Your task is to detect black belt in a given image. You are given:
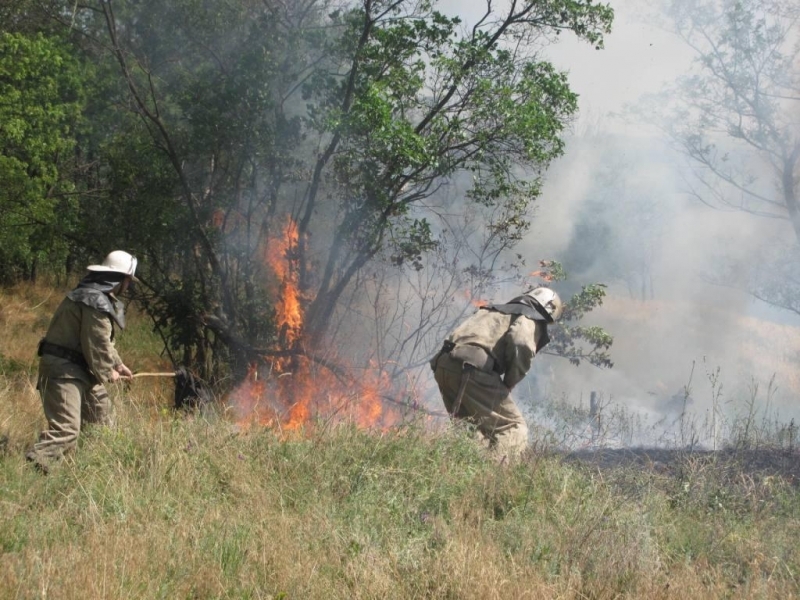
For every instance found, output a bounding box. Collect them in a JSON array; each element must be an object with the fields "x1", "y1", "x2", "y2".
[{"x1": 37, "y1": 339, "x2": 89, "y2": 370}]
